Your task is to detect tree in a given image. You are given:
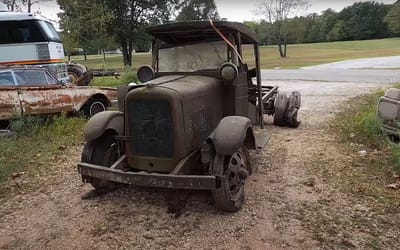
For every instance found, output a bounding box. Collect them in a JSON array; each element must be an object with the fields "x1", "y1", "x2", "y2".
[
  {"x1": 176, "y1": 0, "x2": 219, "y2": 21},
  {"x1": 319, "y1": 9, "x2": 338, "y2": 41},
  {"x1": 384, "y1": 2, "x2": 400, "y2": 35},
  {"x1": 58, "y1": 0, "x2": 112, "y2": 61},
  {"x1": 337, "y1": 1, "x2": 390, "y2": 40},
  {"x1": 256, "y1": 0, "x2": 309, "y2": 58},
  {"x1": 104, "y1": 0, "x2": 178, "y2": 66}
]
